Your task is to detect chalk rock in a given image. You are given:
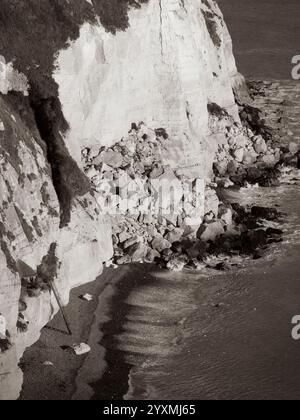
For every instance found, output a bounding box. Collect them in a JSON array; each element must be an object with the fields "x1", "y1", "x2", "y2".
[
  {"x1": 123, "y1": 236, "x2": 141, "y2": 249},
  {"x1": 197, "y1": 221, "x2": 225, "y2": 242},
  {"x1": 127, "y1": 242, "x2": 148, "y2": 262},
  {"x1": 80, "y1": 294, "x2": 93, "y2": 302},
  {"x1": 54, "y1": 0, "x2": 241, "y2": 176},
  {"x1": 259, "y1": 154, "x2": 277, "y2": 167},
  {"x1": 218, "y1": 205, "x2": 233, "y2": 226},
  {"x1": 204, "y1": 189, "x2": 220, "y2": 218},
  {"x1": 227, "y1": 160, "x2": 239, "y2": 175},
  {"x1": 214, "y1": 161, "x2": 228, "y2": 176},
  {"x1": 95, "y1": 150, "x2": 123, "y2": 169},
  {"x1": 165, "y1": 228, "x2": 184, "y2": 244},
  {"x1": 71, "y1": 343, "x2": 91, "y2": 356},
  {"x1": 233, "y1": 148, "x2": 244, "y2": 163}
]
